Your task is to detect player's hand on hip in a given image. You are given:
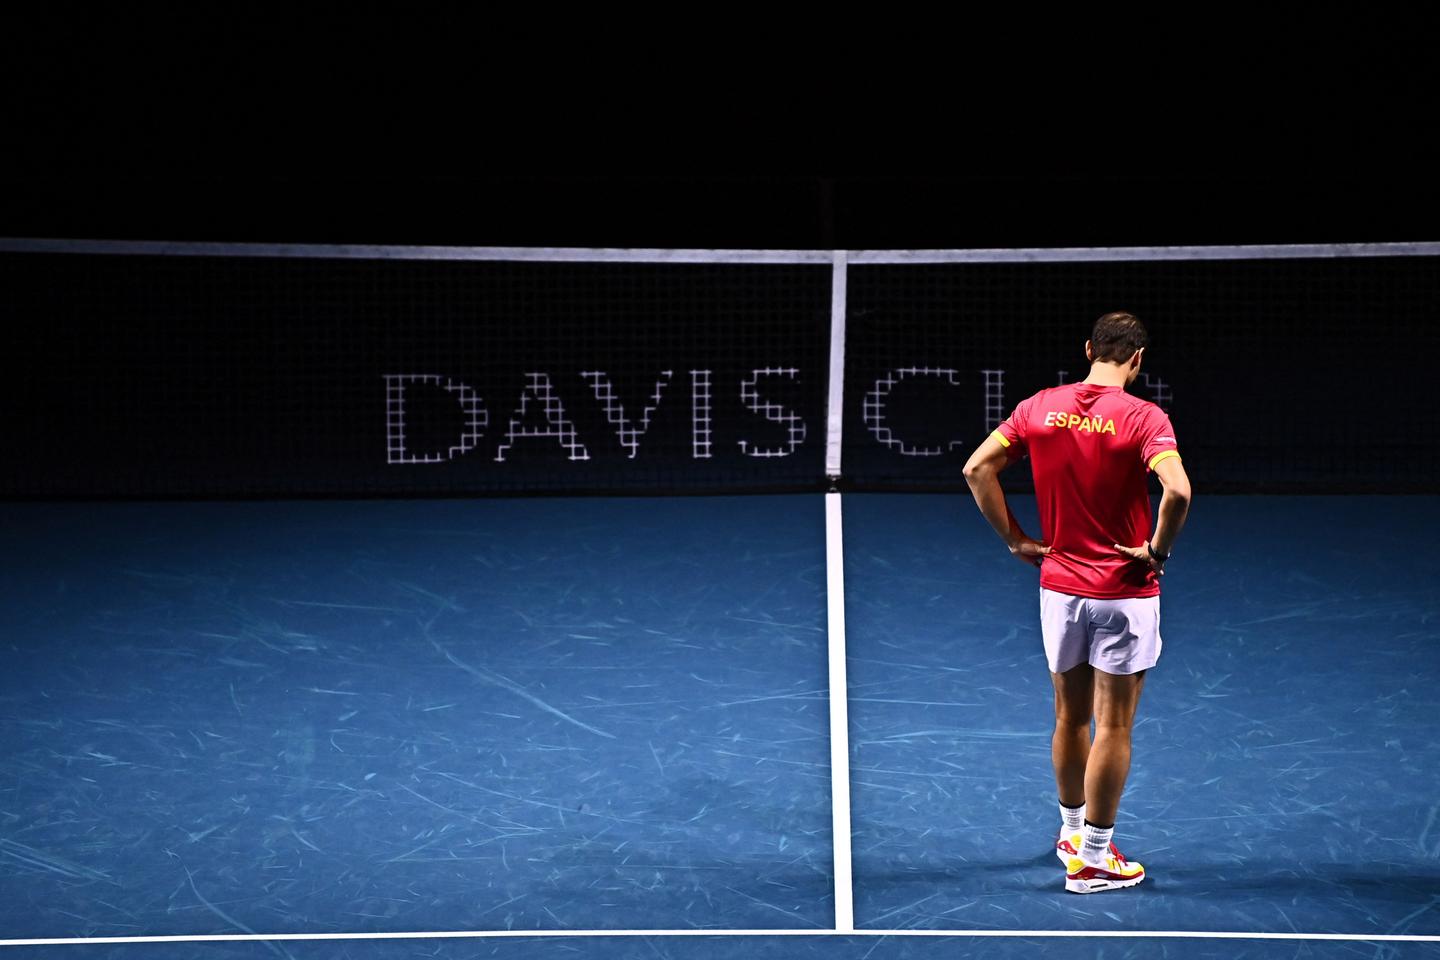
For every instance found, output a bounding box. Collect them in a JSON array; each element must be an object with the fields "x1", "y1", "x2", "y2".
[
  {"x1": 1114, "y1": 542, "x2": 1165, "y2": 576},
  {"x1": 1009, "y1": 536, "x2": 1051, "y2": 569}
]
